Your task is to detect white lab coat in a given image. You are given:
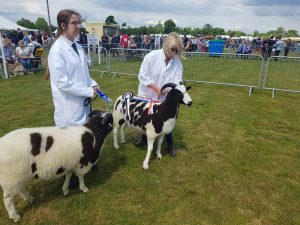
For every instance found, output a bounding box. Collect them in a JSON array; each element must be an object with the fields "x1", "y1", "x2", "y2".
[
  {"x1": 48, "y1": 36, "x2": 97, "y2": 127},
  {"x1": 137, "y1": 49, "x2": 183, "y2": 100}
]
